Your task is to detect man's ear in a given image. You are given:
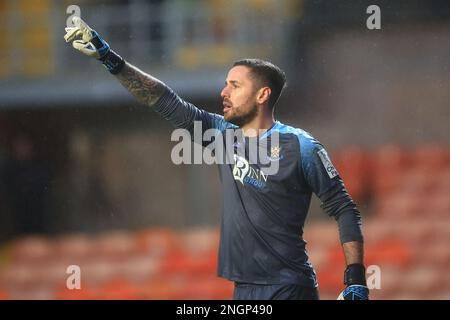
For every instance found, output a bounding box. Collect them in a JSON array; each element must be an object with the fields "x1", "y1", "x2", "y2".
[{"x1": 257, "y1": 87, "x2": 271, "y2": 105}]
